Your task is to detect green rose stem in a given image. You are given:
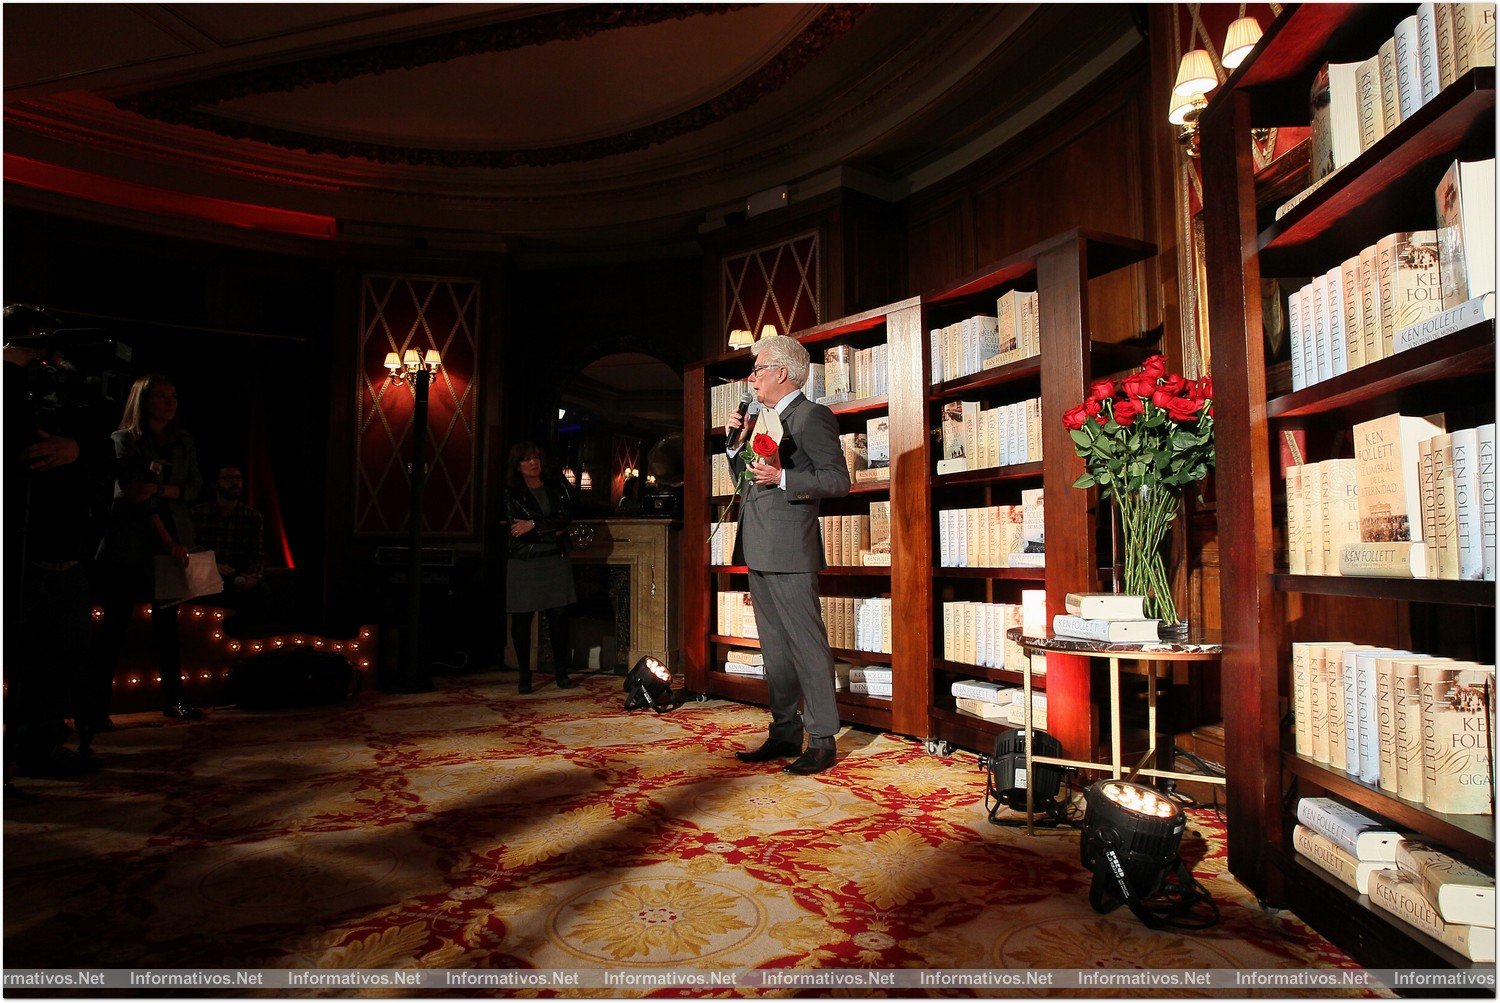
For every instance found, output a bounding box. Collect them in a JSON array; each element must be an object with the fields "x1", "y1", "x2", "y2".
[{"x1": 1117, "y1": 483, "x2": 1179, "y2": 627}]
